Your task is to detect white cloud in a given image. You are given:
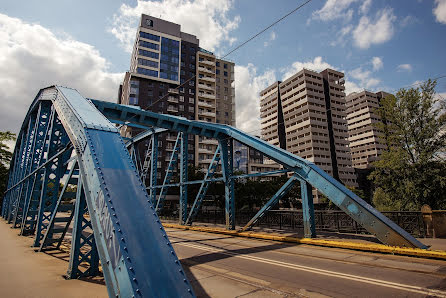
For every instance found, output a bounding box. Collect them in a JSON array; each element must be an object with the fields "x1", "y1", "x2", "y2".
[
  {"x1": 433, "y1": 0, "x2": 446, "y2": 24},
  {"x1": 312, "y1": 0, "x2": 357, "y2": 22},
  {"x1": 0, "y1": 13, "x2": 123, "y2": 133},
  {"x1": 360, "y1": 0, "x2": 372, "y2": 14},
  {"x1": 330, "y1": 24, "x2": 353, "y2": 46},
  {"x1": 400, "y1": 15, "x2": 418, "y2": 27},
  {"x1": 109, "y1": 0, "x2": 240, "y2": 53},
  {"x1": 263, "y1": 31, "x2": 276, "y2": 47},
  {"x1": 371, "y1": 56, "x2": 383, "y2": 71},
  {"x1": 281, "y1": 56, "x2": 335, "y2": 81},
  {"x1": 397, "y1": 64, "x2": 412, "y2": 72},
  {"x1": 349, "y1": 67, "x2": 381, "y2": 89},
  {"x1": 234, "y1": 64, "x2": 276, "y2": 133},
  {"x1": 352, "y1": 8, "x2": 396, "y2": 49},
  {"x1": 344, "y1": 80, "x2": 362, "y2": 95}
]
